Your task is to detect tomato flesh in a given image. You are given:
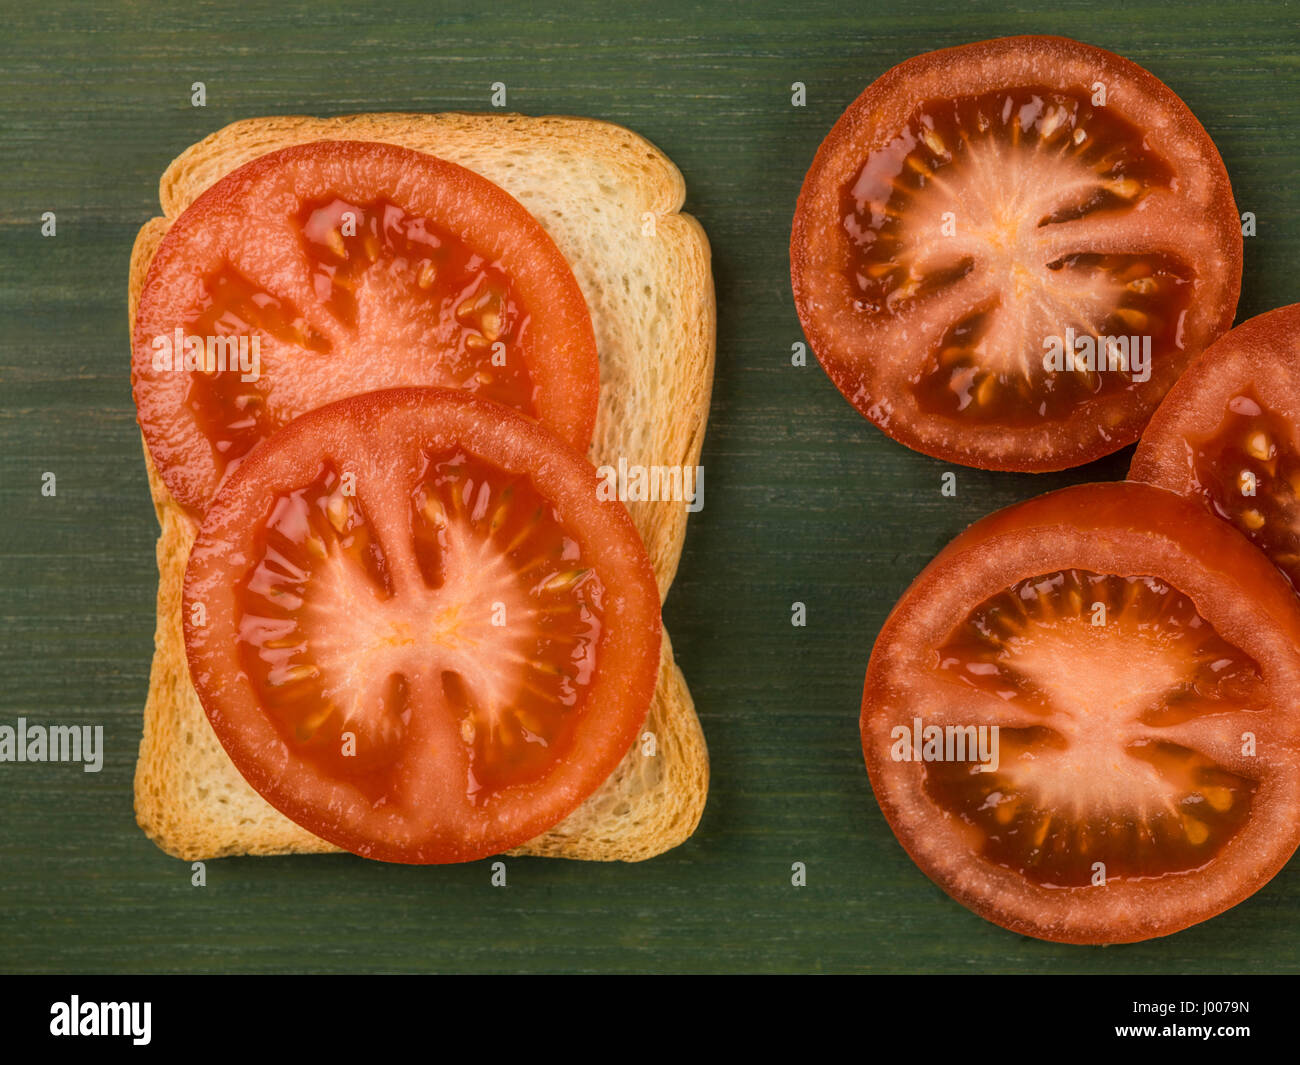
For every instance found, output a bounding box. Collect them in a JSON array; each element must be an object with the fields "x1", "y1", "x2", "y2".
[
  {"x1": 1185, "y1": 395, "x2": 1300, "y2": 586},
  {"x1": 1132, "y1": 305, "x2": 1300, "y2": 592},
  {"x1": 185, "y1": 388, "x2": 661, "y2": 864},
  {"x1": 237, "y1": 450, "x2": 605, "y2": 803},
  {"x1": 135, "y1": 141, "x2": 598, "y2": 516},
  {"x1": 841, "y1": 87, "x2": 1190, "y2": 428},
  {"x1": 929, "y1": 569, "x2": 1259, "y2": 887},
  {"x1": 861, "y1": 482, "x2": 1300, "y2": 943},
  {"x1": 792, "y1": 36, "x2": 1242, "y2": 471},
  {"x1": 292, "y1": 195, "x2": 534, "y2": 407},
  {"x1": 907, "y1": 251, "x2": 1191, "y2": 426}
]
